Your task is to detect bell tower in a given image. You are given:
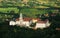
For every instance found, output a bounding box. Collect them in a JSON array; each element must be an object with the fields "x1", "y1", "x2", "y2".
[
  {"x1": 19, "y1": 13, "x2": 23, "y2": 25},
  {"x1": 19, "y1": 13, "x2": 23, "y2": 20}
]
